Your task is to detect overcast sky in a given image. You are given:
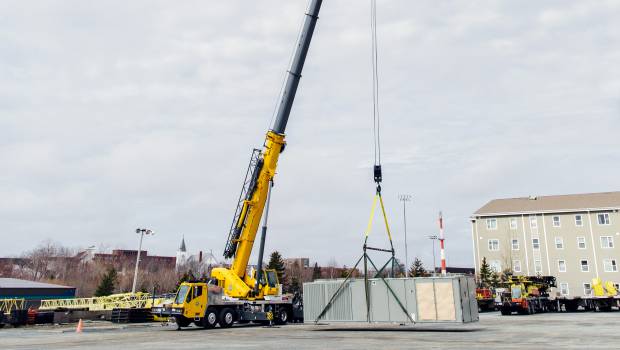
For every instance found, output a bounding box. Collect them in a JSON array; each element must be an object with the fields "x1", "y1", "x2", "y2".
[{"x1": 1, "y1": 1, "x2": 619, "y2": 269}]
